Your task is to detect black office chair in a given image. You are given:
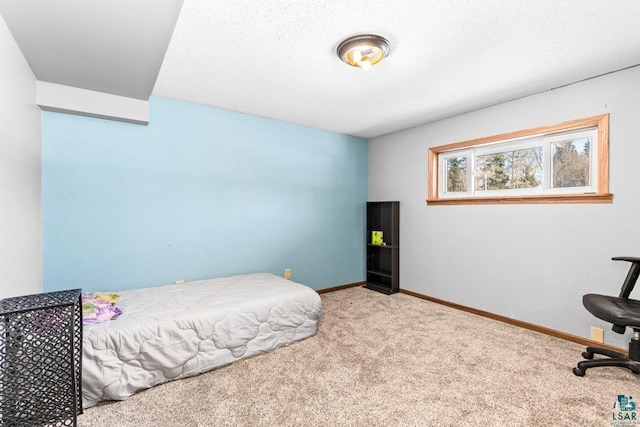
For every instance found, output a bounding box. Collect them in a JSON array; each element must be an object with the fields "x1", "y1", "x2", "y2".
[{"x1": 573, "y1": 256, "x2": 640, "y2": 376}]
